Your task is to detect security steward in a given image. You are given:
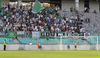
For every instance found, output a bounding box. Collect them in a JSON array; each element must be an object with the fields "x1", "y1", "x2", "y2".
[
  {"x1": 4, "y1": 40, "x2": 6, "y2": 50},
  {"x1": 75, "y1": 43, "x2": 77, "y2": 50}
]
